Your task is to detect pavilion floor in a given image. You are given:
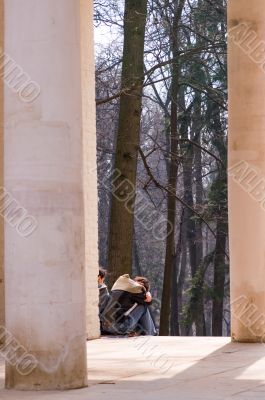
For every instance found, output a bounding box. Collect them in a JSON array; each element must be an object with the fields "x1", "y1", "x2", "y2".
[{"x1": 1, "y1": 337, "x2": 265, "y2": 399}]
